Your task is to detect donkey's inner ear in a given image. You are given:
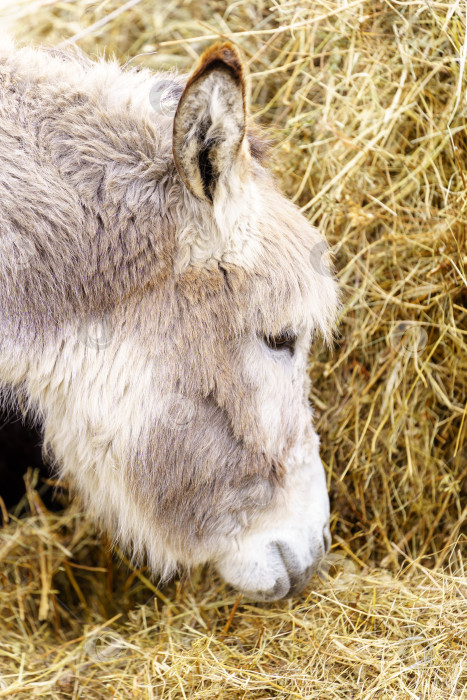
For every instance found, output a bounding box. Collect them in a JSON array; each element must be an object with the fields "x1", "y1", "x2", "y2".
[{"x1": 172, "y1": 42, "x2": 247, "y2": 203}]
